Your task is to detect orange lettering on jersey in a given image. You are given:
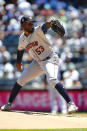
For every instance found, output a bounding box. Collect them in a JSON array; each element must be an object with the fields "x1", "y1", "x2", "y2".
[{"x1": 25, "y1": 41, "x2": 38, "y2": 51}]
